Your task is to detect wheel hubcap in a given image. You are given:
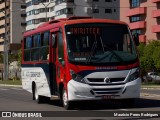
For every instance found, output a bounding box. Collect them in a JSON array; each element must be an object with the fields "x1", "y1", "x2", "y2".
[
  {"x1": 35, "y1": 87, "x2": 38, "y2": 100},
  {"x1": 63, "y1": 90, "x2": 68, "y2": 106}
]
